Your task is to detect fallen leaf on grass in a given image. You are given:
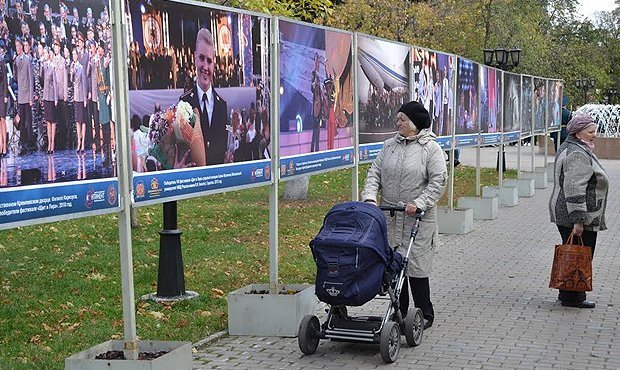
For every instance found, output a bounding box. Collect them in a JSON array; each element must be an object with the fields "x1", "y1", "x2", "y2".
[
  {"x1": 211, "y1": 288, "x2": 225, "y2": 298},
  {"x1": 149, "y1": 311, "x2": 166, "y2": 320},
  {"x1": 60, "y1": 322, "x2": 81, "y2": 331},
  {"x1": 87, "y1": 272, "x2": 106, "y2": 281}
]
